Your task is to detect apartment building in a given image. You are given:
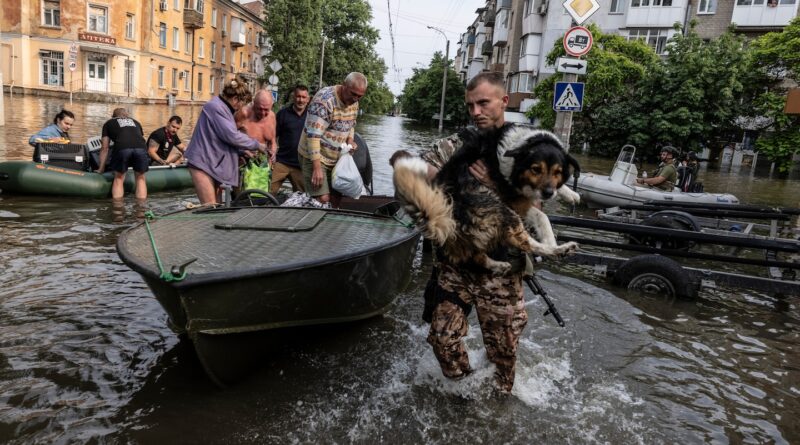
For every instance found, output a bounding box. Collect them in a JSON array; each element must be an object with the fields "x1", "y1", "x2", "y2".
[
  {"x1": 457, "y1": 0, "x2": 799, "y2": 113},
  {"x1": 0, "y1": 0, "x2": 264, "y2": 103}
]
